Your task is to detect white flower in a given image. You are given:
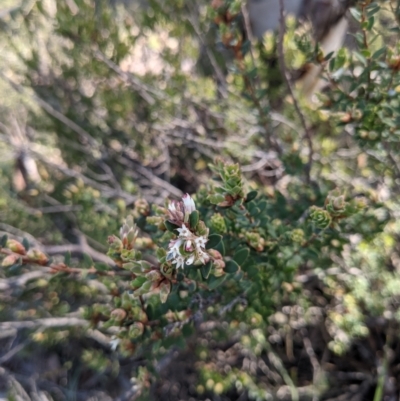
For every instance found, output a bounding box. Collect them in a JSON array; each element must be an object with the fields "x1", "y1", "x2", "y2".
[
  {"x1": 167, "y1": 238, "x2": 183, "y2": 261},
  {"x1": 182, "y1": 193, "x2": 196, "y2": 214},
  {"x1": 172, "y1": 255, "x2": 185, "y2": 269},
  {"x1": 186, "y1": 254, "x2": 195, "y2": 265},
  {"x1": 195, "y1": 236, "x2": 208, "y2": 250},
  {"x1": 110, "y1": 336, "x2": 120, "y2": 351},
  {"x1": 197, "y1": 250, "x2": 210, "y2": 264},
  {"x1": 177, "y1": 224, "x2": 191, "y2": 238},
  {"x1": 168, "y1": 201, "x2": 178, "y2": 213}
]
